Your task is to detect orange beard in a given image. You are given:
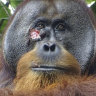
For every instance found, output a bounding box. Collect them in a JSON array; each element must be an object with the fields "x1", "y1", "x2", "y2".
[{"x1": 14, "y1": 48, "x2": 80, "y2": 92}]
